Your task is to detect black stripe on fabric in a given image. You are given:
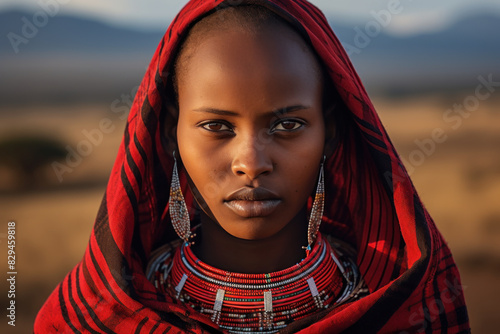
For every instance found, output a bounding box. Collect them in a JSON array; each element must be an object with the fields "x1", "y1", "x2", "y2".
[
  {"x1": 352, "y1": 114, "x2": 388, "y2": 152},
  {"x1": 121, "y1": 165, "x2": 148, "y2": 267},
  {"x1": 135, "y1": 288, "x2": 167, "y2": 303},
  {"x1": 162, "y1": 326, "x2": 172, "y2": 334},
  {"x1": 350, "y1": 107, "x2": 383, "y2": 137},
  {"x1": 157, "y1": 38, "x2": 166, "y2": 67},
  {"x1": 390, "y1": 142, "x2": 400, "y2": 158},
  {"x1": 66, "y1": 269, "x2": 101, "y2": 334},
  {"x1": 121, "y1": 164, "x2": 139, "y2": 219},
  {"x1": 58, "y1": 281, "x2": 82, "y2": 334},
  {"x1": 373, "y1": 152, "x2": 395, "y2": 201},
  {"x1": 368, "y1": 173, "x2": 386, "y2": 289},
  {"x1": 445, "y1": 259, "x2": 470, "y2": 328},
  {"x1": 357, "y1": 169, "x2": 377, "y2": 285},
  {"x1": 93, "y1": 192, "x2": 109, "y2": 241},
  {"x1": 352, "y1": 139, "x2": 375, "y2": 272},
  {"x1": 372, "y1": 180, "x2": 394, "y2": 290},
  {"x1": 126, "y1": 147, "x2": 143, "y2": 191},
  {"x1": 74, "y1": 266, "x2": 116, "y2": 334},
  {"x1": 363, "y1": 133, "x2": 389, "y2": 156},
  {"x1": 88, "y1": 243, "x2": 127, "y2": 308},
  {"x1": 124, "y1": 122, "x2": 131, "y2": 149},
  {"x1": 152, "y1": 148, "x2": 170, "y2": 226},
  {"x1": 441, "y1": 251, "x2": 453, "y2": 260},
  {"x1": 361, "y1": 127, "x2": 395, "y2": 203},
  {"x1": 433, "y1": 271, "x2": 449, "y2": 332},
  {"x1": 142, "y1": 95, "x2": 159, "y2": 139},
  {"x1": 155, "y1": 60, "x2": 167, "y2": 92},
  {"x1": 422, "y1": 281, "x2": 433, "y2": 334},
  {"x1": 454, "y1": 305, "x2": 470, "y2": 327},
  {"x1": 345, "y1": 195, "x2": 432, "y2": 332},
  {"x1": 92, "y1": 193, "x2": 146, "y2": 311},
  {"x1": 168, "y1": 24, "x2": 173, "y2": 42},
  {"x1": 149, "y1": 322, "x2": 160, "y2": 333},
  {"x1": 436, "y1": 263, "x2": 457, "y2": 275},
  {"x1": 342, "y1": 138, "x2": 357, "y2": 242},
  {"x1": 134, "y1": 133, "x2": 148, "y2": 166},
  {"x1": 134, "y1": 317, "x2": 149, "y2": 334}
]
